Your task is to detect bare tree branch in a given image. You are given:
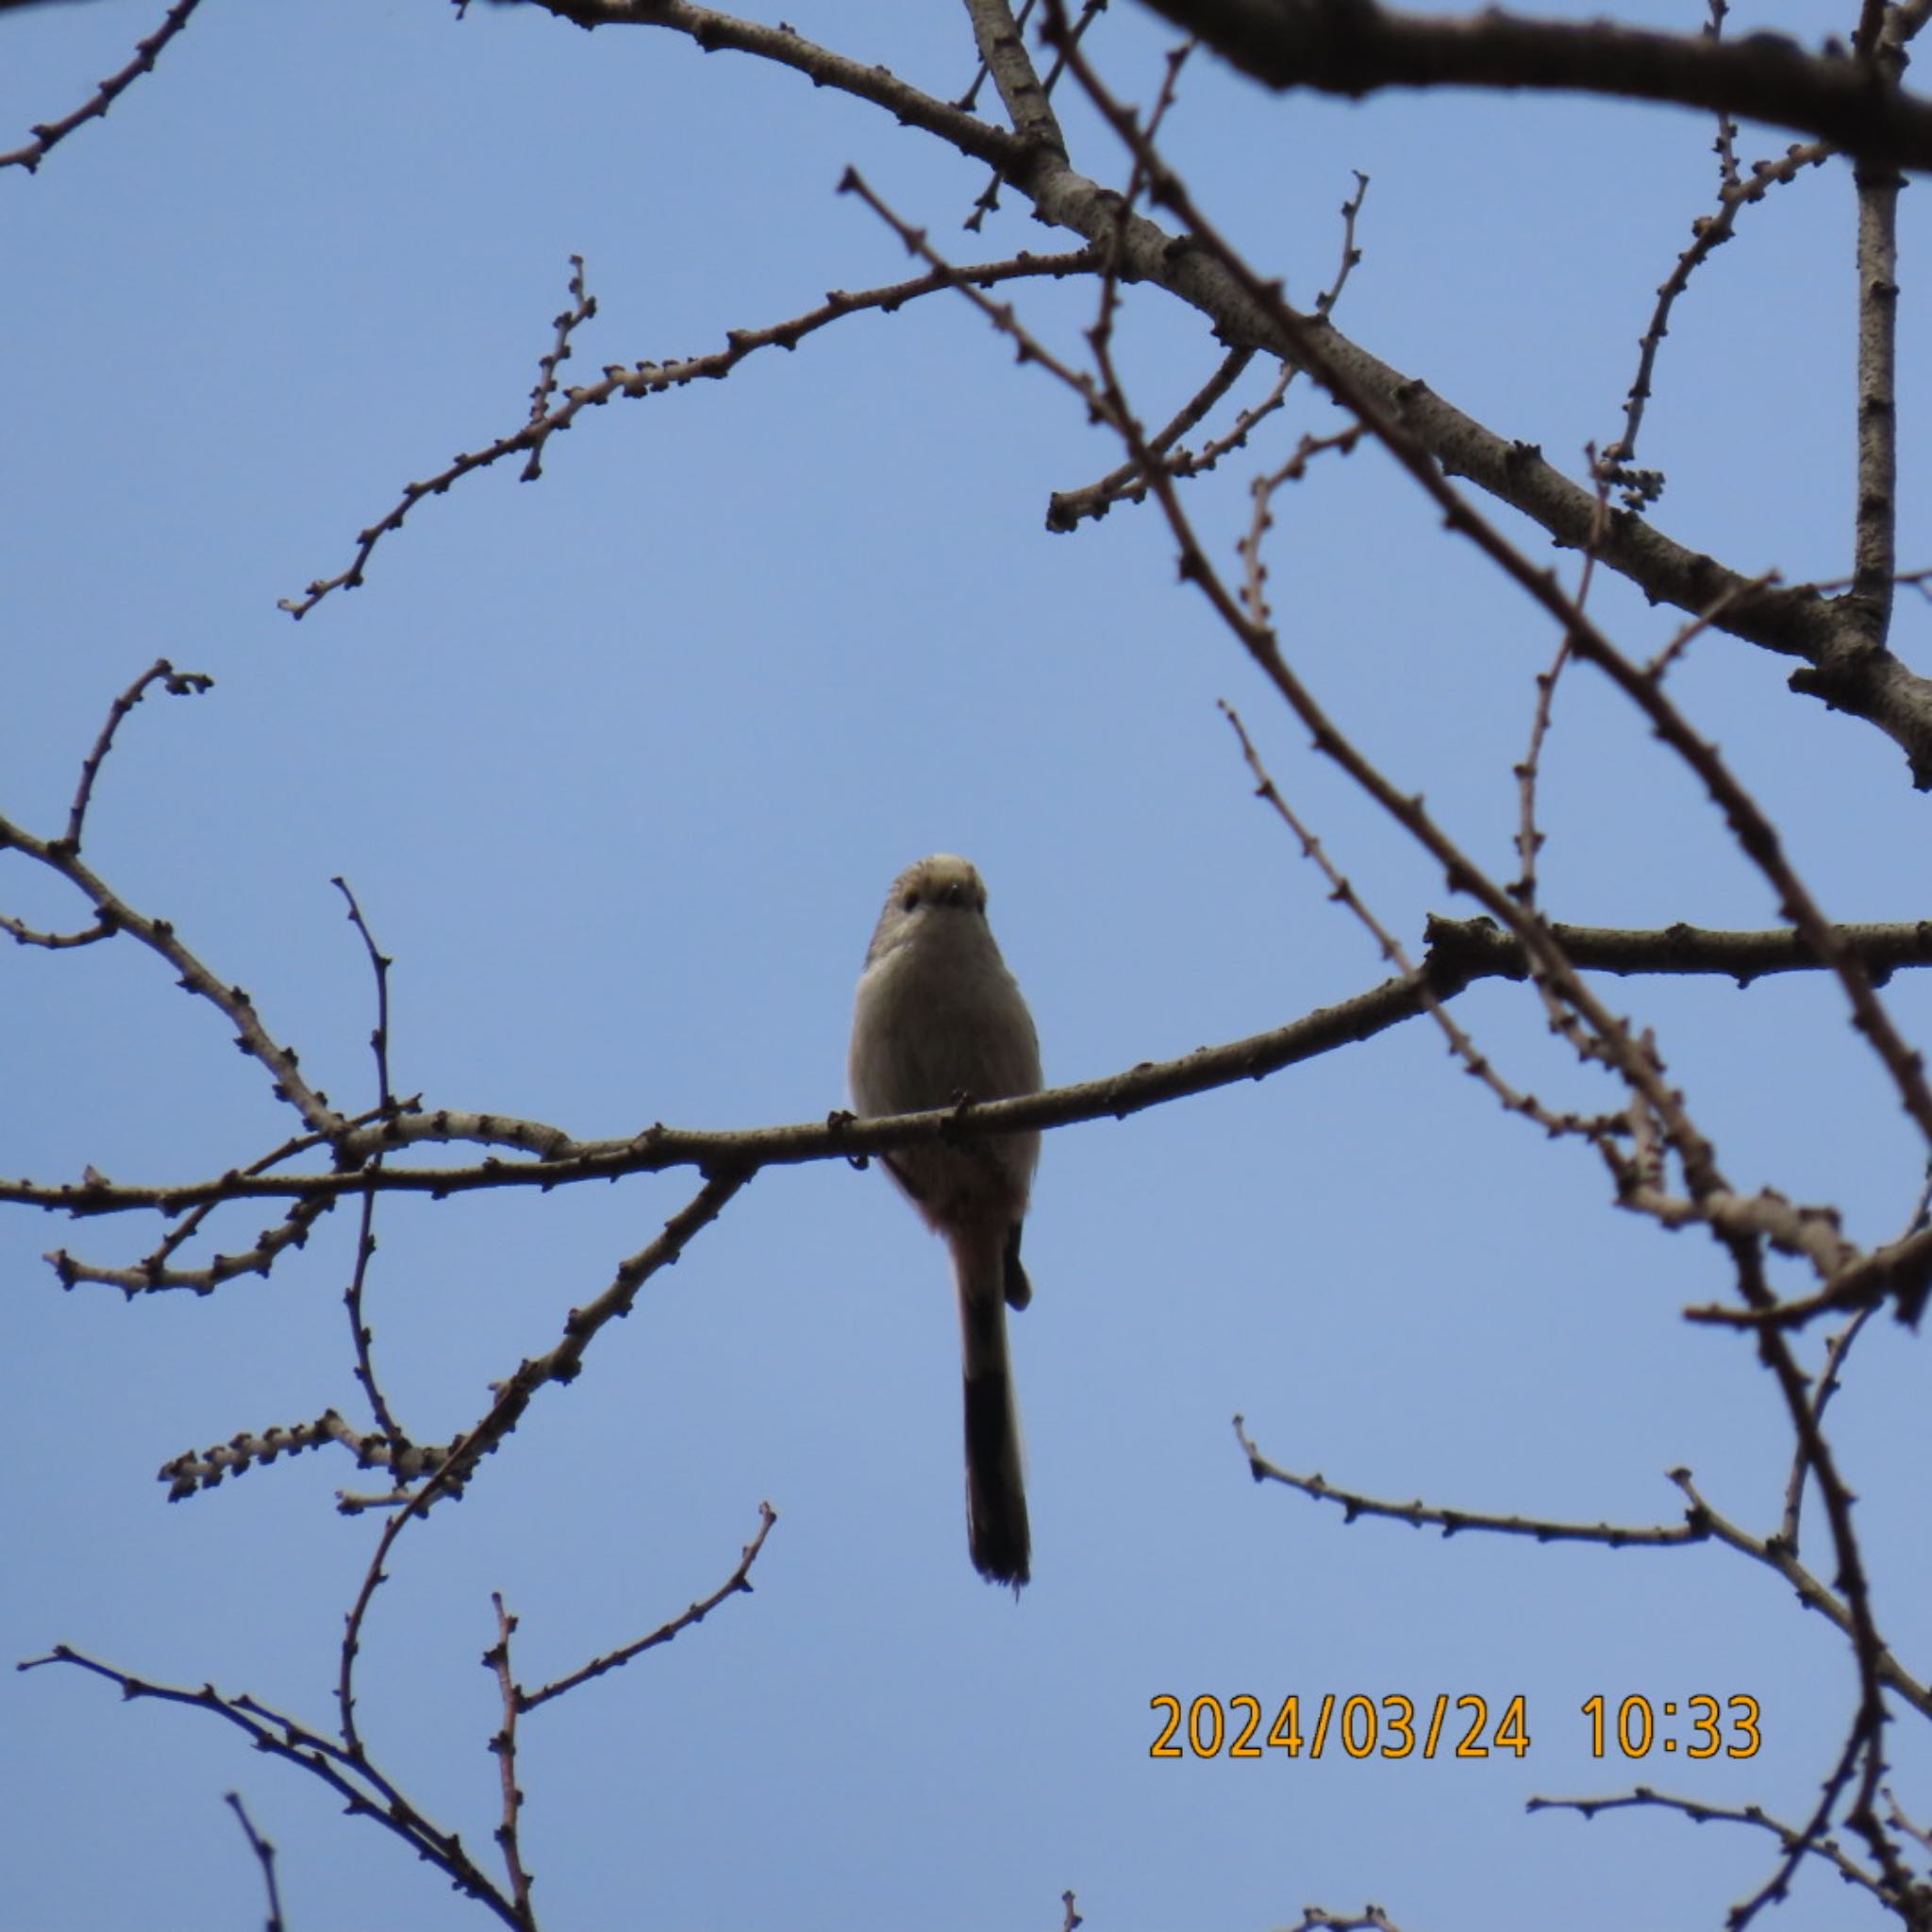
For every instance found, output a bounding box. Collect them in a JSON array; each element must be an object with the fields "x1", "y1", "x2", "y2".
[
  {"x1": 13, "y1": 918, "x2": 1932, "y2": 1225},
  {"x1": 0, "y1": 0, "x2": 204, "y2": 174},
  {"x1": 331, "y1": 878, "x2": 408, "y2": 1454},
  {"x1": 963, "y1": 0, "x2": 1070, "y2": 158},
  {"x1": 2, "y1": 832, "x2": 344, "y2": 1142},
  {"x1": 1853, "y1": 152, "x2": 1903, "y2": 636},
  {"x1": 1525, "y1": 1785, "x2": 1890, "y2": 1914},
  {"x1": 18, "y1": 1646, "x2": 528, "y2": 1930},
  {"x1": 481, "y1": 1597, "x2": 538, "y2": 1931},
  {"x1": 1045, "y1": 13, "x2": 1932, "y2": 1167},
  {"x1": 223, "y1": 1791, "x2": 288, "y2": 1932},
  {"x1": 280, "y1": 245, "x2": 1101, "y2": 616},
  {"x1": 1235, "y1": 1417, "x2": 1707, "y2": 1549},
  {"x1": 1663, "y1": 1467, "x2": 1932, "y2": 1718},
  {"x1": 281, "y1": 2, "x2": 1932, "y2": 784},
  {"x1": 1603, "y1": 136, "x2": 1829, "y2": 505},
  {"x1": 1129, "y1": 0, "x2": 1932, "y2": 170},
  {"x1": 531, "y1": 0, "x2": 1022, "y2": 168},
  {"x1": 517, "y1": 1501, "x2": 776, "y2": 1709},
  {"x1": 158, "y1": 1408, "x2": 436, "y2": 1503}
]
